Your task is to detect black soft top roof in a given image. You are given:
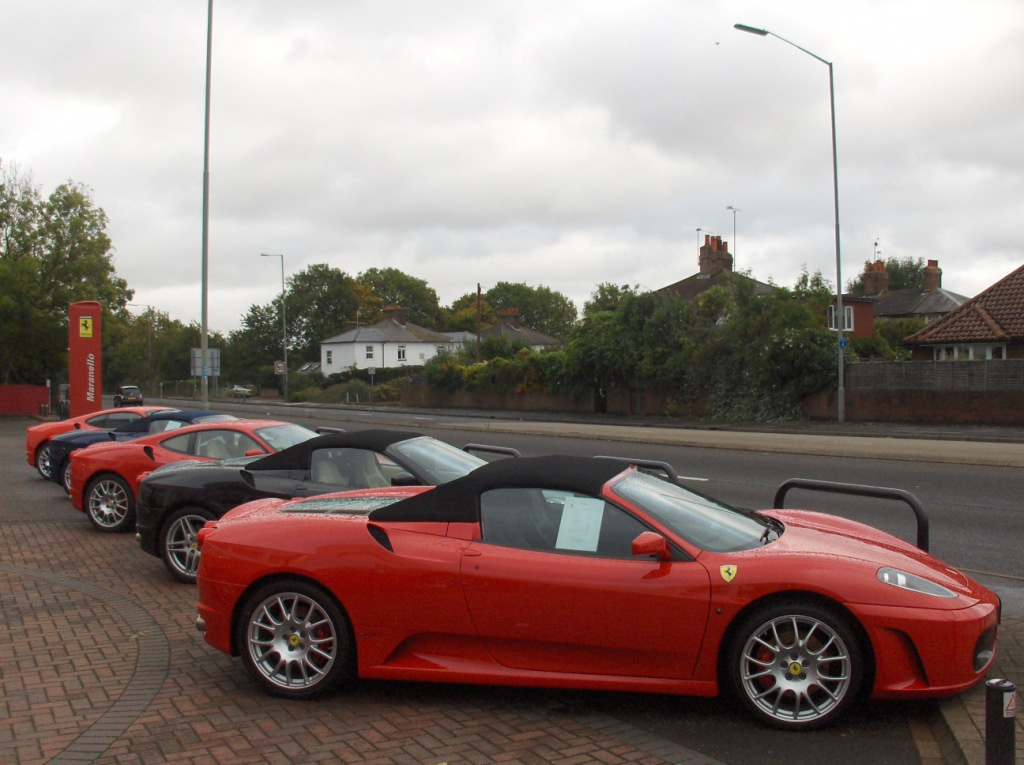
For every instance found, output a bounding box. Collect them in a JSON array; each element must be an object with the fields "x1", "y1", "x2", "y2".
[
  {"x1": 112, "y1": 409, "x2": 226, "y2": 433},
  {"x1": 368, "y1": 455, "x2": 629, "y2": 524},
  {"x1": 245, "y1": 430, "x2": 422, "y2": 471}
]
